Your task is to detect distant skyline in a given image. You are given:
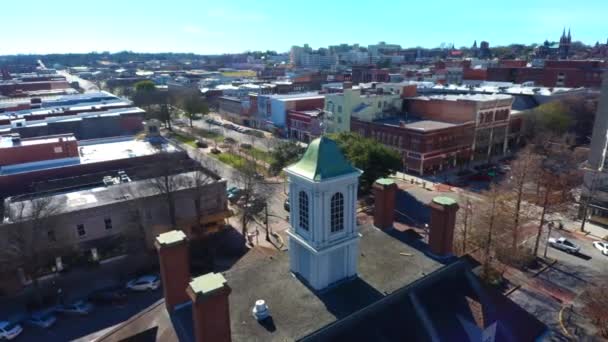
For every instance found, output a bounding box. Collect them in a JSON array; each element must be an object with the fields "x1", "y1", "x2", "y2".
[{"x1": 1, "y1": 0, "x2": 607, "y2": 55}]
